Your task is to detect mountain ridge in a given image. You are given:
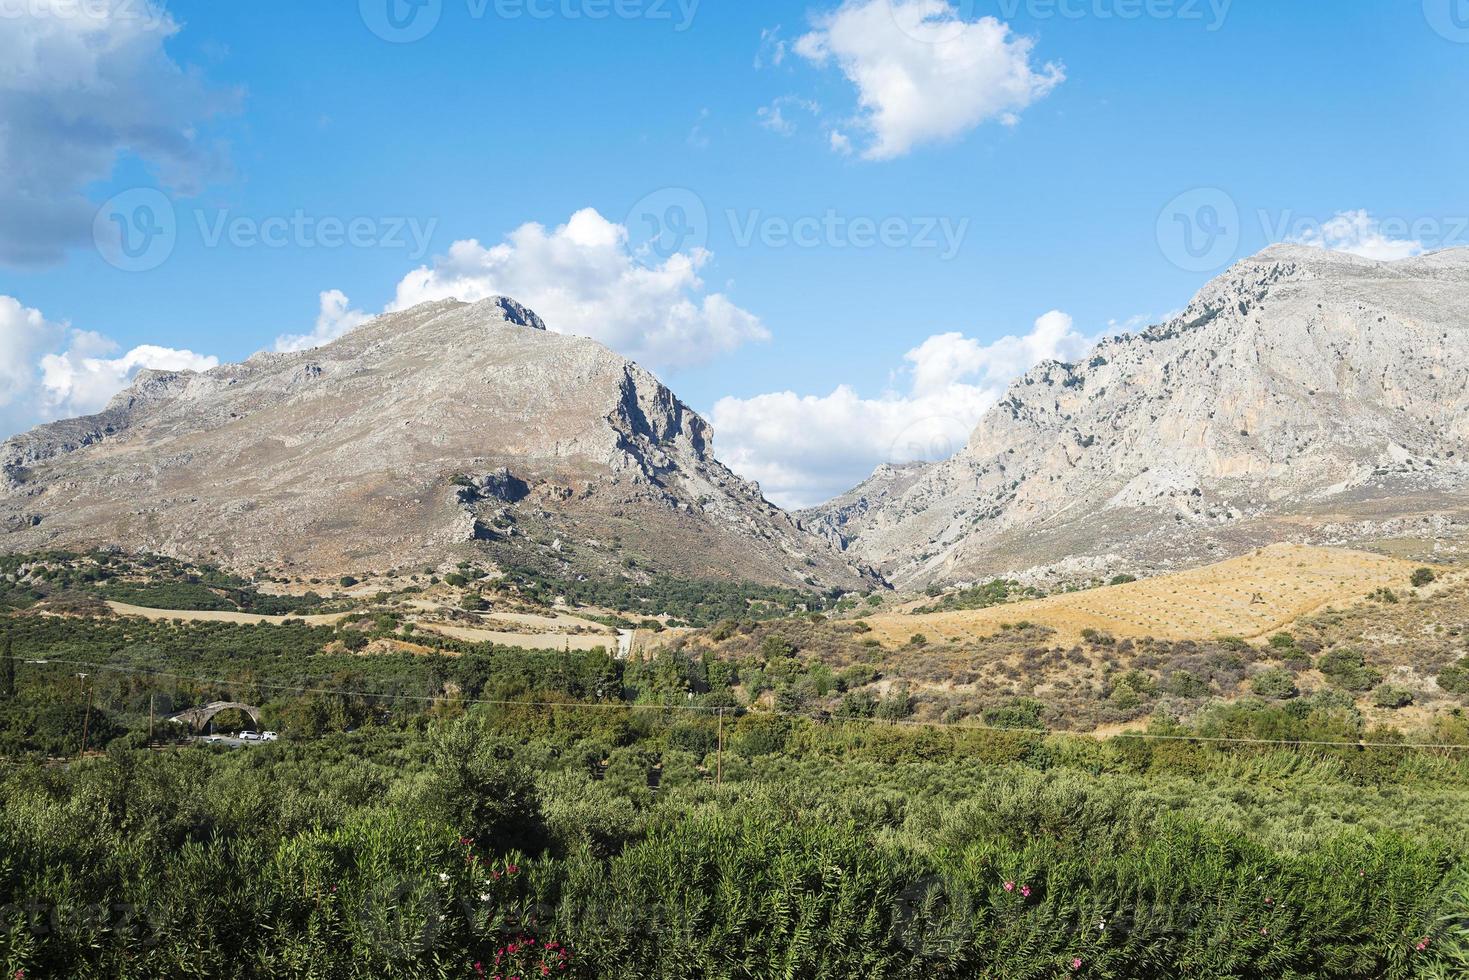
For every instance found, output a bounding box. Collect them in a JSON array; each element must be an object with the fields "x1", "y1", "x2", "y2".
[
  {"x1": 1, "y1": 297, "x2": 874, "y2": 589},
  {"x1": 802, "y1": 245, "x2": 1469, "y2": 586}
]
